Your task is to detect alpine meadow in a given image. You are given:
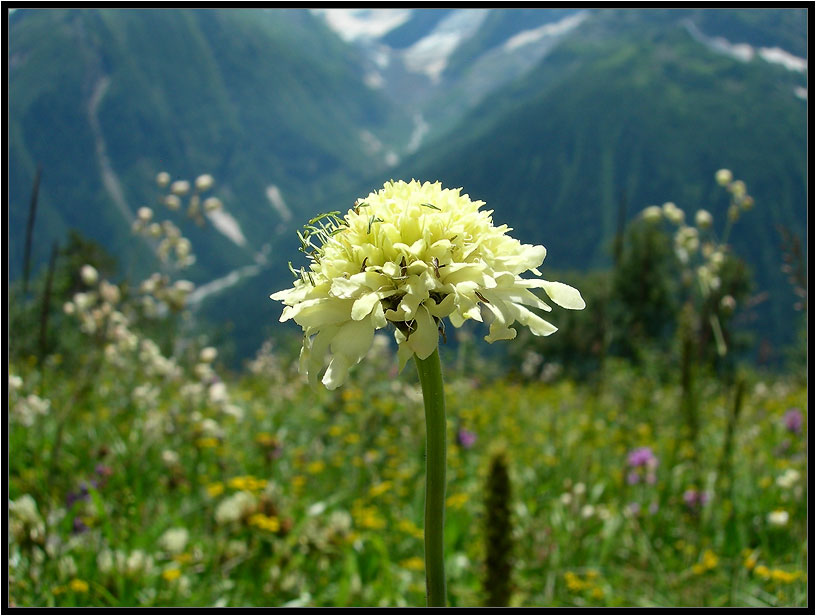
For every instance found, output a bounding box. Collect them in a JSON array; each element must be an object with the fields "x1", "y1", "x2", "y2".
[{"x1": 8, "y1": 8, "x2": 809, "y2": 609}]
